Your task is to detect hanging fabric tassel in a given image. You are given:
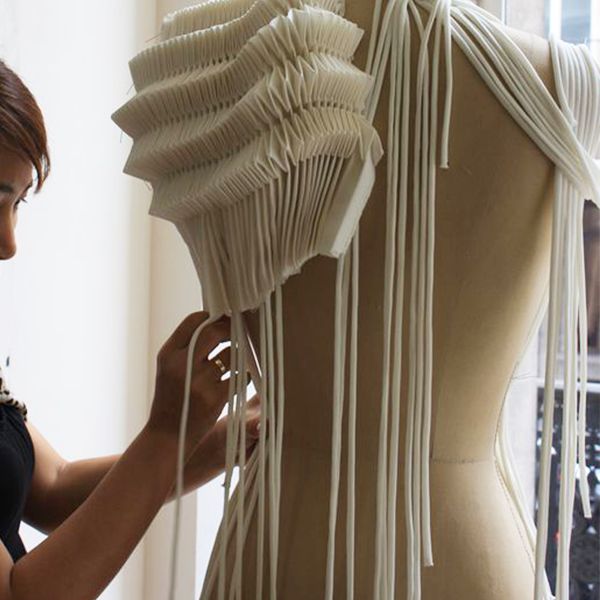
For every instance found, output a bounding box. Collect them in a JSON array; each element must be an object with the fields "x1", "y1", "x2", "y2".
[
  {"x1": 362, "y1": 4, "x2": 454, "y2": 598},
  {"x1": 387, "y1": 6, "x2": 412, "y2": 600},
  {"x1": 265, "y1": 293, "x2": 278, "y2": 599},
  {"x1": 367, "y1": 4, "x2": 401, "y2": 598},
  {"x1": 274, "y1": 283, "x2": 286, "y2": 589},
  {"x1": 233, "y1": 312, "x2": 248, "y2": 599},
  {"x1": 324, "y1": 250, "x2": 351, "y2": 600},
  {"x1": 256, "y1": 301, "x2": 268, "y2": 599},
  {"x1": 346, "y1": 228, "x2": 360, "y2": 600},
  {"x1": 218, "y1": 315, "x2": 241, "y2": 600}
]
